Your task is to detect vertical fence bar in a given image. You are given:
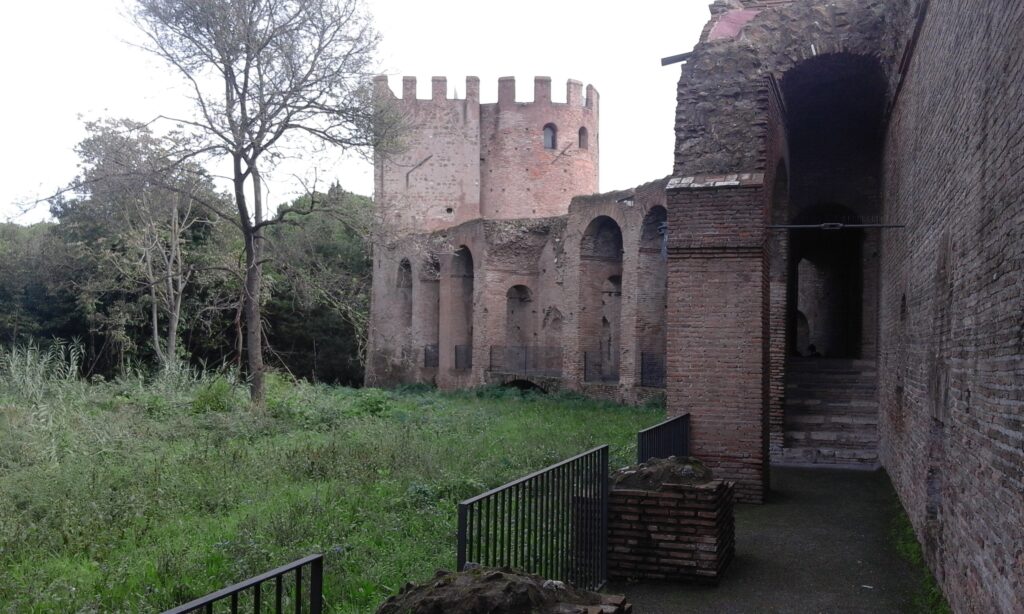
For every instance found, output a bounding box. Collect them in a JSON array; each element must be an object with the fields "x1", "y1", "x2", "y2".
[
  {"x1": 453, "y1": 446, "x2": 608, "y2": 590},
  {"x1": 637, "y1": 414, "x2": 692, "y2": 464},
  {"x1": 162, "y1": 556, "x2": 324, "y2": 614}
]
